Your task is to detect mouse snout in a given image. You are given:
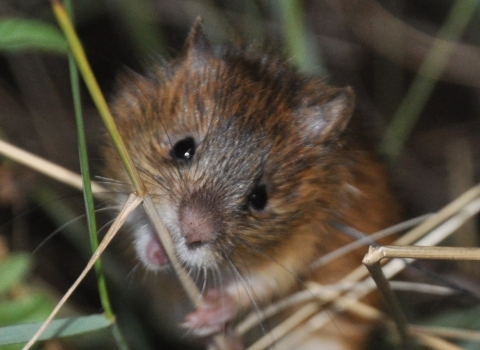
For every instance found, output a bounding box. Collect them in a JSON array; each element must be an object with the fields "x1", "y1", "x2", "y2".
[{"x1": 178, "y1": 203, "x2": 217, "y2": 249}]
